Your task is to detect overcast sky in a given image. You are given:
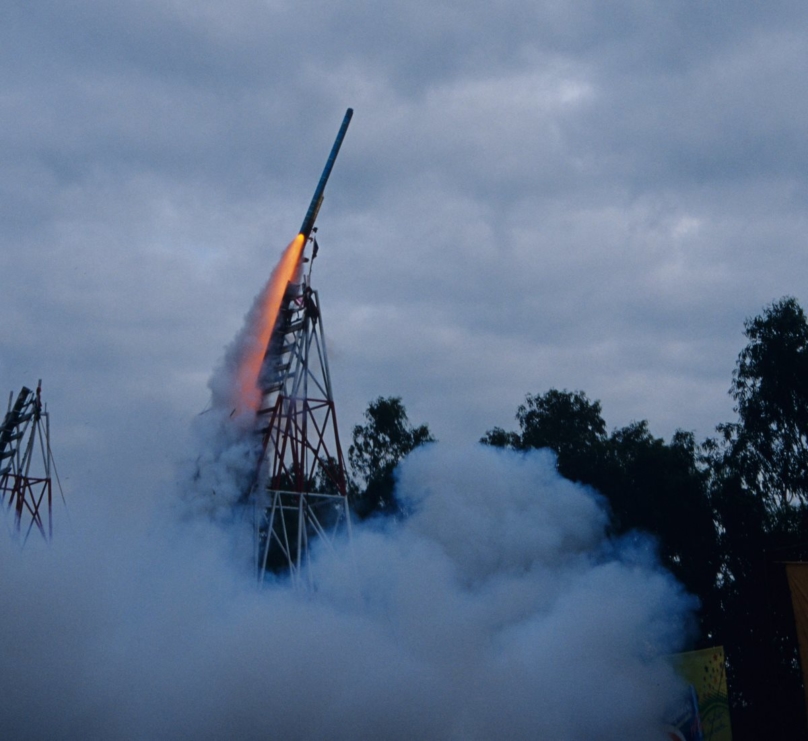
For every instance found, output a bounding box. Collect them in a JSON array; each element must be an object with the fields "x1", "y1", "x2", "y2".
[{"x1": 2, "y1": 0, "x2": 807, "y2": 509}]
